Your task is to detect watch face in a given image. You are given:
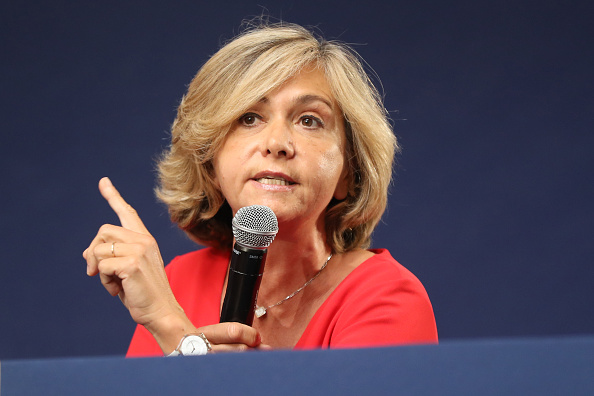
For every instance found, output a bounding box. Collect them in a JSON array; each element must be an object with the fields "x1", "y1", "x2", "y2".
[{"x1": 180, "y1": 335, "x2": 207, "y2": 356}]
